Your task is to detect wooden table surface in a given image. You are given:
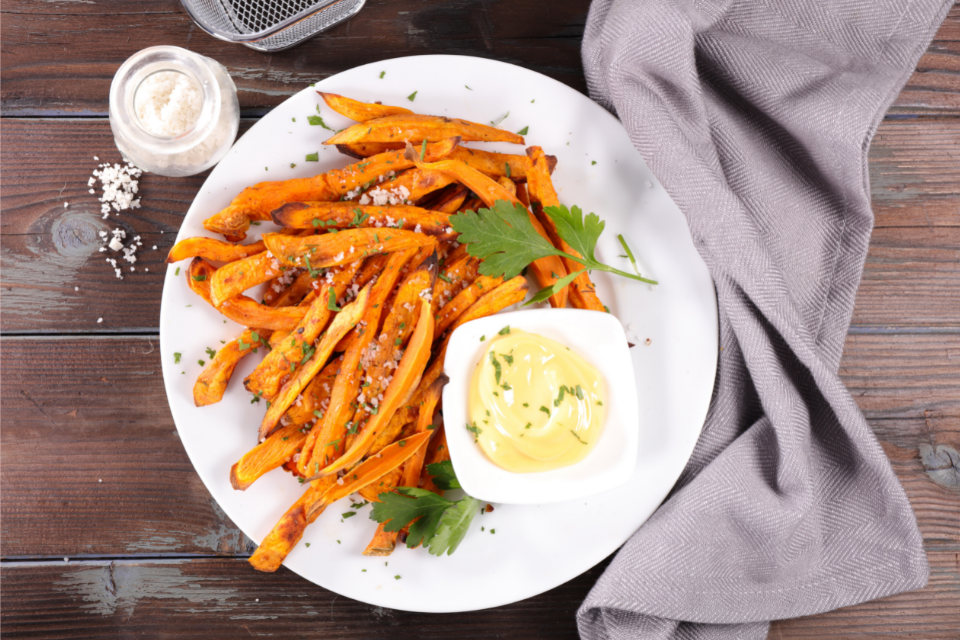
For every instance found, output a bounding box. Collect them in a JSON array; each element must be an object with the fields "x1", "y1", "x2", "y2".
[{"x1": 2, "y1": 1, "x2": 959, "y2": 638}]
